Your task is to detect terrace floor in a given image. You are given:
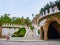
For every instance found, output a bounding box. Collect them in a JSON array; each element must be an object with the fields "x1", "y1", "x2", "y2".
[{"x1": 0, "y1": 40, "x2": 60, "y2": 45}]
